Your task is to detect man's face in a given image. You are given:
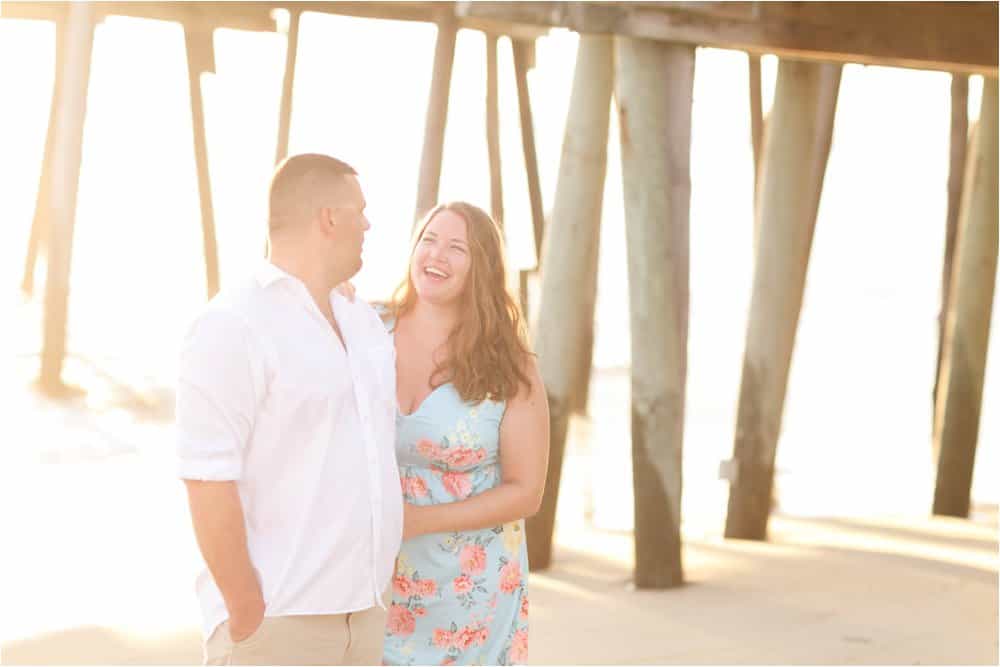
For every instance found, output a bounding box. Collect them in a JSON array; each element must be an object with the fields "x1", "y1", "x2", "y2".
[{"x1": 324, "y1": 175, "x2": 370, "y2": 279}]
